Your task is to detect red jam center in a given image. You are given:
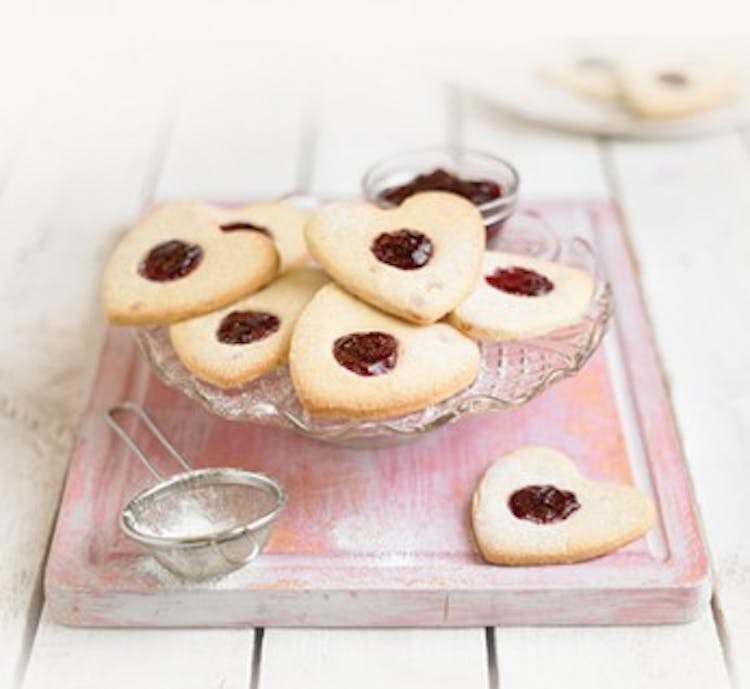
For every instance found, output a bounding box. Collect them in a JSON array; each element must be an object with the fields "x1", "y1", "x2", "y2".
[
  {"x1": 371, "y1": 229, "x2": 433, "y2": 270},
  {"x1": 219, "y1": 221, "x2": 272, "y2": 237},
  {"x1": 508, "y1": 485, "x2": 581, "y2": 524},
  {"x1": 333, "y1": 332, "x2": 398, "y2": 377},
  {"x1": 577, "y1": 56, "x2": 611, "y2": 69},
  {"x1": 658, "y1": 71, "x2": 688, "y2": 87},
  {"x1": 379, "y1": 168, "x2": 503, "y2": 207},
  {"x1": 216, "y1": 310, "x2": 280, "y2": 345},
  {"x1": 485, "y1": 266, "x2": 554, "y2": 296},
  {"x1": 138, "y1": 240, "x2": 203, "y2": 282}
]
